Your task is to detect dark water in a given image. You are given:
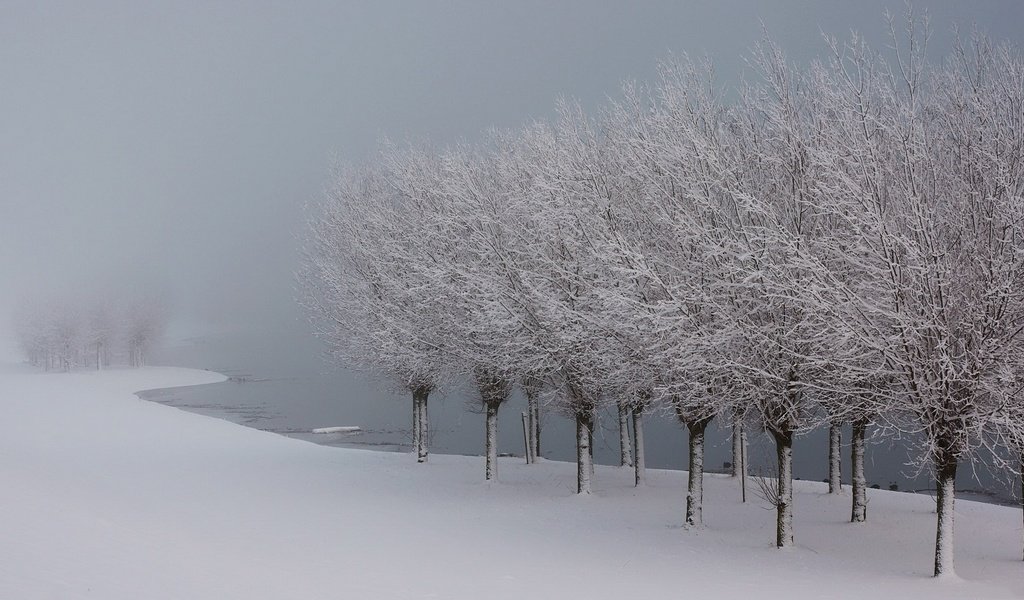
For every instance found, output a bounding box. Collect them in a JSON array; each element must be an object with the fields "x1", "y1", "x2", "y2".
[{"x1": 145, "y1": 326, "x2": 1019, "y2": 505}]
